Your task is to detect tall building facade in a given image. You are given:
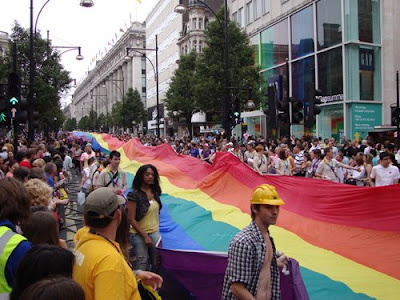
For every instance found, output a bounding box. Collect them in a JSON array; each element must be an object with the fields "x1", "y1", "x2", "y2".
[
  {"x1": 229, "y1": 0, "x2": 400, "y2": 141},
  {"x1": 0, "y1": 31, "x2": 9, "y2": 58},
  {"x1": 72, "y1": 22, "x2": 146, "y2": 130}
]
